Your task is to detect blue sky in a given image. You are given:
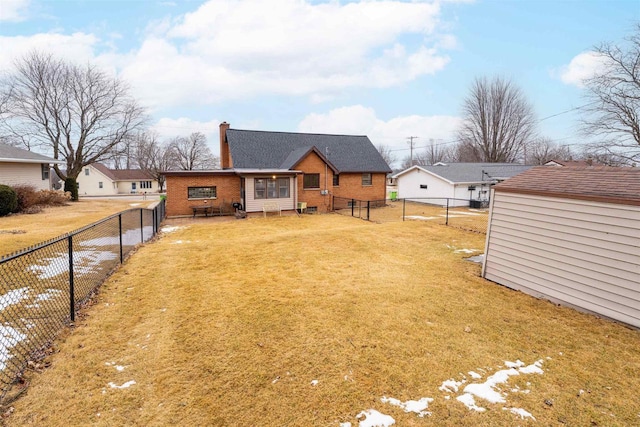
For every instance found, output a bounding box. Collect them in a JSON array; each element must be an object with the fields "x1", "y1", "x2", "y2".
[{"x1": 1, "y1": 0, "x2": 638, "y2": 166}]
